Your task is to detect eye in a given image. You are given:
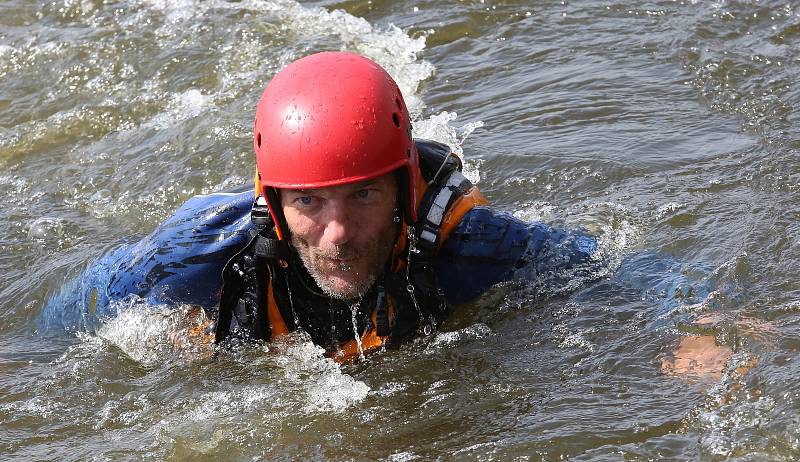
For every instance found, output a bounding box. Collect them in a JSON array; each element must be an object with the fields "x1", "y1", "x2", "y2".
[
  {"x1": 356, "y1": 189, "x2": 370, "y2": 199},
  {"x1": 297, "y1": 196, "x2": 313, "y2": 206}
]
